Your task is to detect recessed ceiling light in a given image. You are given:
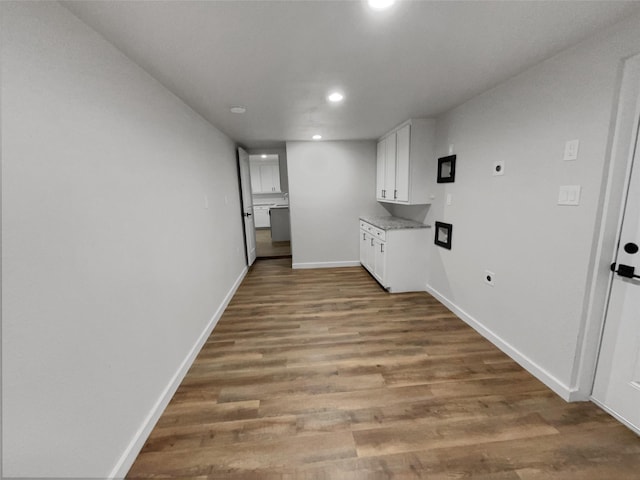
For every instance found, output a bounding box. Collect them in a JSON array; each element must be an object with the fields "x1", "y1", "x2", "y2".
[
  {"x1": 230, "y1": 106, "x2": 246, "y2": 114},
  {"x1": 327, "y1": 91, "x2": 344, "y2": 103},
  {"x1": 368, "y1": 0, "x2": 395, "y2": 11},
  {"x1": 261, "y1": 154, "x2": 267, "y2": 158},
  {"x1": 312, "y1": 134, "x2": 322, "y2": 140}
]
